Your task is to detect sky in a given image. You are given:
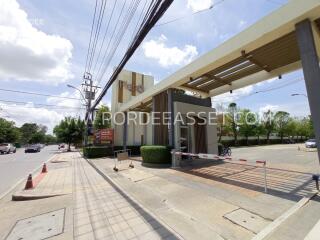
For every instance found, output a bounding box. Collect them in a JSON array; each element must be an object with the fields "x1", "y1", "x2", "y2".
[{"x1": 0, "y1": 0, "x2": 311, "y2": 133}]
